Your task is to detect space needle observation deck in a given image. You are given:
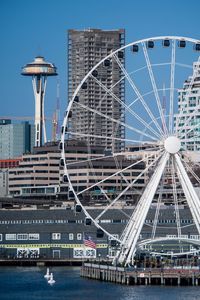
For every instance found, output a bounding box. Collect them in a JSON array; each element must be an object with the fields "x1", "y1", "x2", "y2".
[{"x1": 21, "y1": 56, "x2": 57, "y2": 147}]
